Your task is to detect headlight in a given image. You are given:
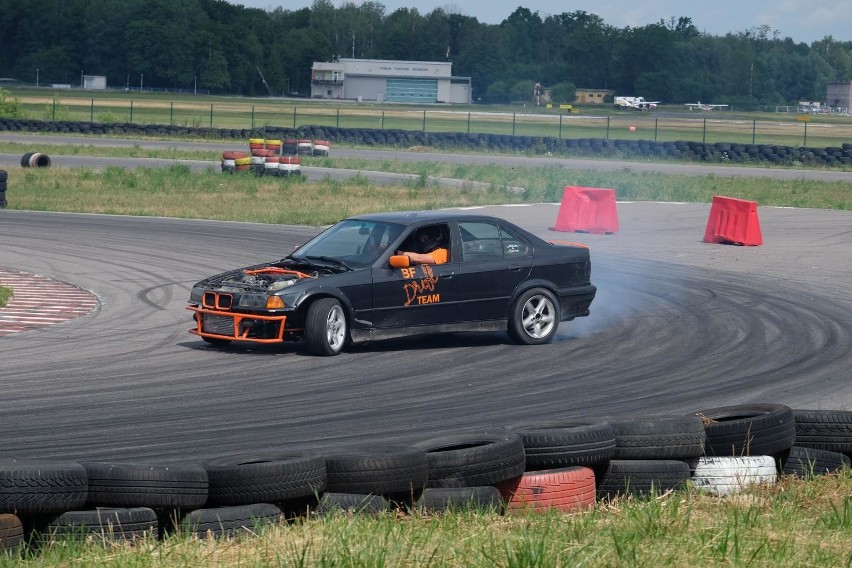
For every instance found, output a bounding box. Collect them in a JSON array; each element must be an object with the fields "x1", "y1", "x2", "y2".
[
  {"x1": 189, "y1": 286, "x2": 205, "y2": 302},
  {"x1": 238, "y1": 294, "x2": 267, "y2": 308}
]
